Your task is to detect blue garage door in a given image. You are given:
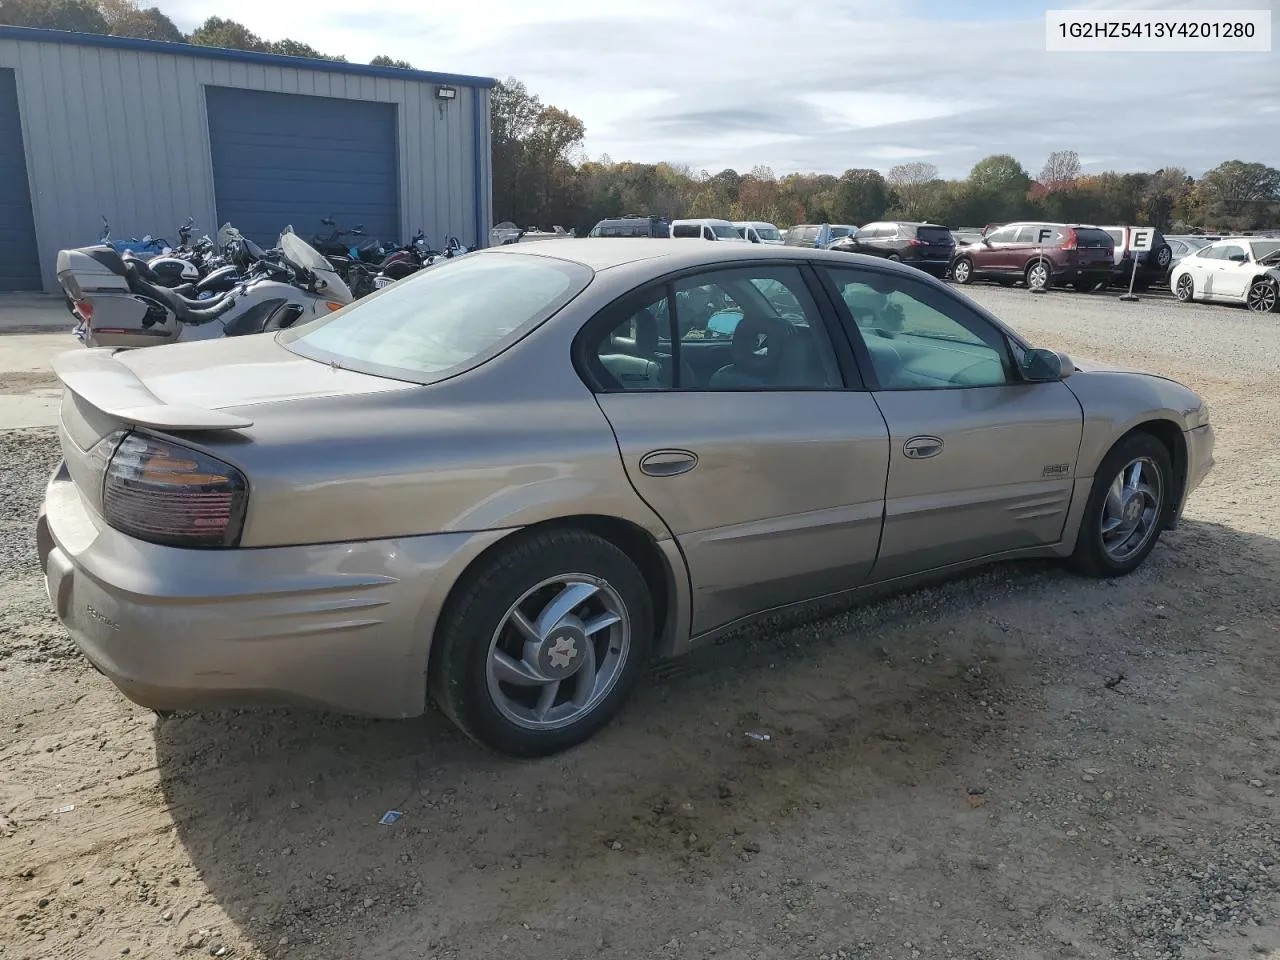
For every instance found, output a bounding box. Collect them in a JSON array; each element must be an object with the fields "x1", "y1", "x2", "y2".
[
  {"x1": 0, "y1": 69, "x2": 41, "y2": 292},
  {"x1": 205, "y1": 86, "x2": 399, "y2": 249}
]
